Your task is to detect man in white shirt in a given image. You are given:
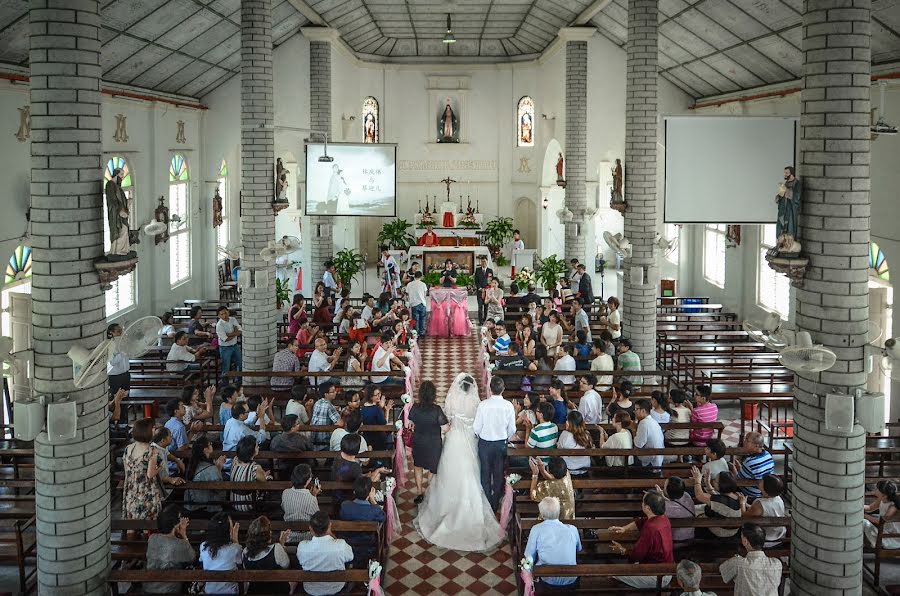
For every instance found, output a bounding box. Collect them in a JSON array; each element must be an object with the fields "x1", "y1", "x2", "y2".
[
  {"x1": 371, "y1": 334, "x2": 403, "y2": 384},
  {"x1": 571, "y1": 298, "x2": 592, "y2": 343},
  {"x1": 215, "y1": 305, "x2": 242, "y2": 385},
  {"x1": 360, "y1": 295, "x2": 376, "y2": 325},
  {"x1": 576, "y1": 374, "x2": 603, "y2": 424},
  {"x1": 634, "y1": 399, "x2": 665, "y2": 468},
  {"x1": 322, "y1": 261, "x2": 339, "y2": 296},
  {"x1": 166, "y1": 331, "x2": 206, "y2": 372},
  {"x1": 719, "y1": 523, "x2": 782, "y2": 596},
  {"x1": 606, "y1": 296, "x2": 622, "y2": 340},
  {"x1": 473, "y1": 376, "x2": 517, "y2": 511},
  {"x1": 307, "y1": 337, "x2": 342, "y2": 387},
  {"x1": 553, "y1": 344, "x2": 577, "y2": 385},
  {"x1": 675, "y1": 559, "x2": 718, "y2": 596},
  {"x1": 406, "y1": 271, "x2": 428, "y2": 337},
  {"x1": 297, "y1": 512, "x2": 355, "y2": 596},
  {"x1": 590, "y1": 339, "x2": 615, "y2": 390}
]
